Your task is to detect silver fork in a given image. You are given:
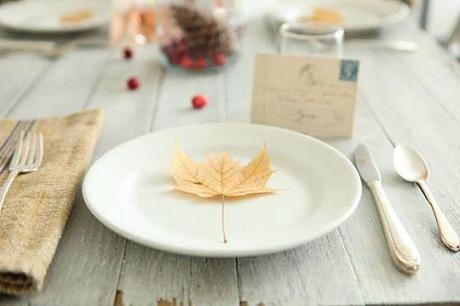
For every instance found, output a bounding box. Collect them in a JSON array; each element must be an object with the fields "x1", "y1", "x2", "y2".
[
  {"x1": 0, "y1": 131, "x2": 44, "y2": 212},
  {"x1": 0, "y1": 121, "x2": 35, "y2": 175}
]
